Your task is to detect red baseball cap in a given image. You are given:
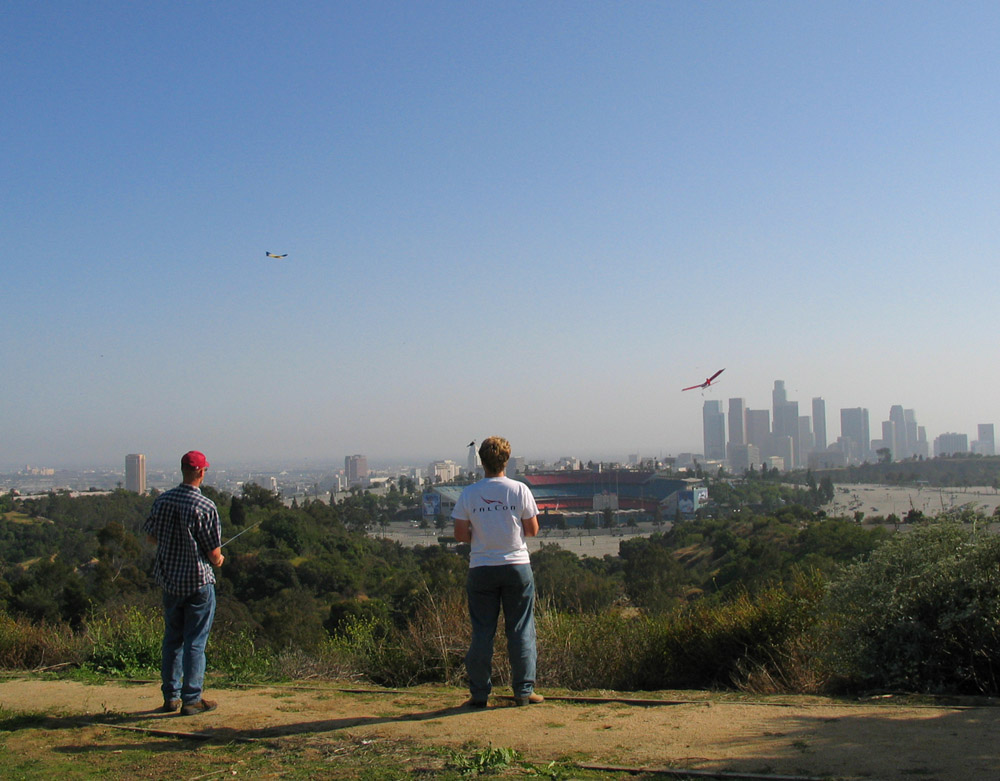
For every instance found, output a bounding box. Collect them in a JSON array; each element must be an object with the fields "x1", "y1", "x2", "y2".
[{"x1": 181, "y1": 450, "x2": 210, "y2": 470}]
